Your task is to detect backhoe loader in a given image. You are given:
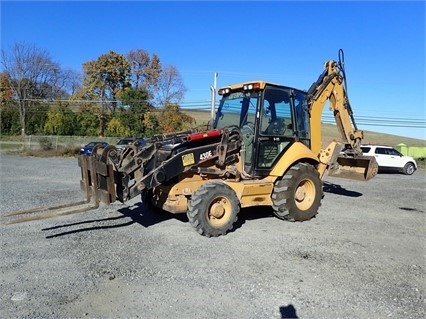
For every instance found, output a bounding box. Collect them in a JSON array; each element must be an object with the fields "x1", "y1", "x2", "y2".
[{"x1": 3, "y1": 49, "x2": 378, "y2": 236}]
